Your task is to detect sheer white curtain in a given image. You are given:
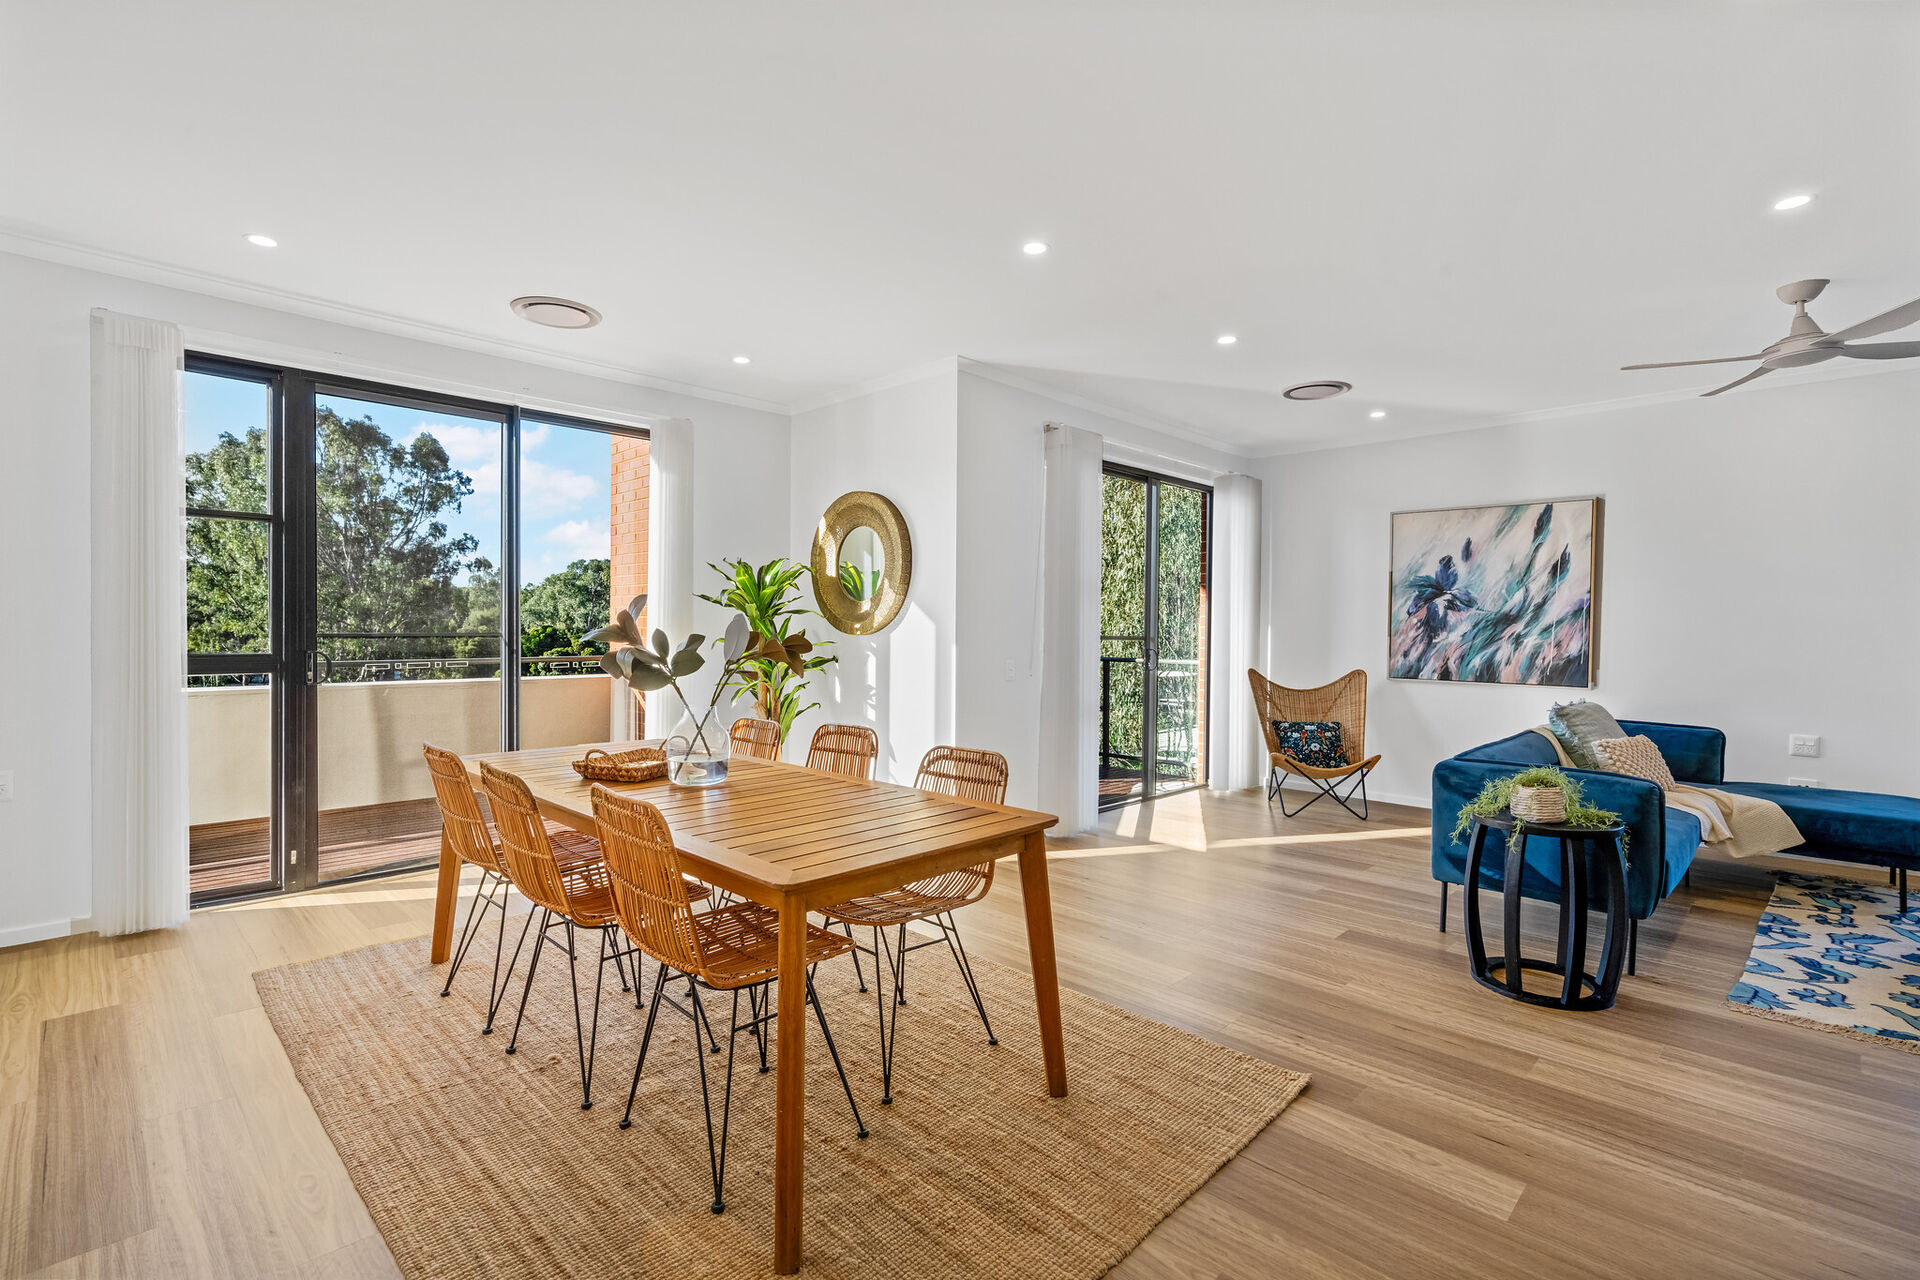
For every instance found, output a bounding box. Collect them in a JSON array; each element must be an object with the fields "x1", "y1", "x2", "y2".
[
  {"x1": 1037, "y1": 423, "x2": 1102, "y2": 833},
  {"x1": 89, "y1": 309, "x2": 190, "y2": 935},
  {"x1": 644, "y1": 417, "x2": 695, "y2": 738},
  {"x1": 1207, "y1": 472, "x2": 1264, "y2": 791}
]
